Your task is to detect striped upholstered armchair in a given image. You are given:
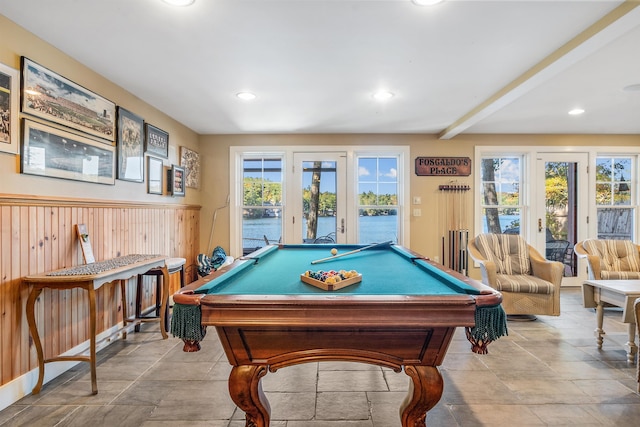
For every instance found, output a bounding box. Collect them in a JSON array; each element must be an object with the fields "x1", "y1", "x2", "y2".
[
  {"x1": 574, "y1": 239, "x2": 640, "y2": 280},
  {"x1": 468, "y1": 233, "x2": 563, "y2": 319}
]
